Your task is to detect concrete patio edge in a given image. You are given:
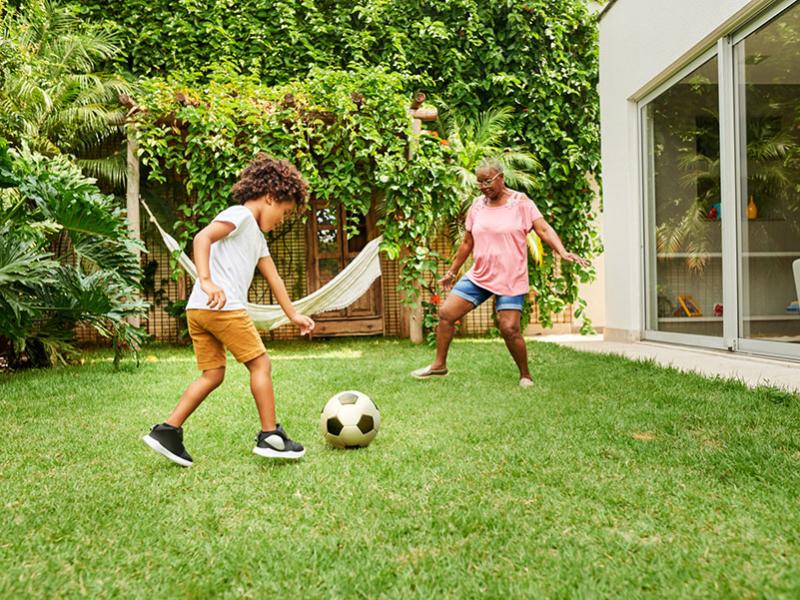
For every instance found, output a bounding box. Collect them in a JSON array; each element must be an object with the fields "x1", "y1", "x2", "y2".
[{"x1": 530, "y1": 334, "x2": 800, "y2": 393}]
